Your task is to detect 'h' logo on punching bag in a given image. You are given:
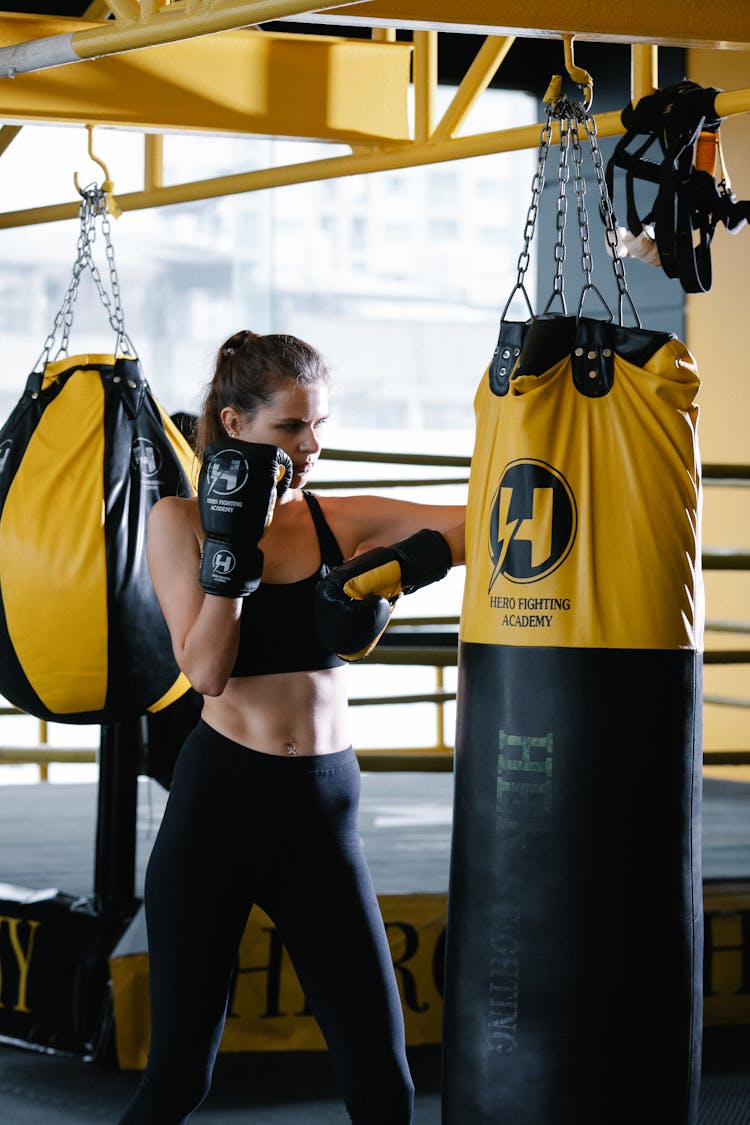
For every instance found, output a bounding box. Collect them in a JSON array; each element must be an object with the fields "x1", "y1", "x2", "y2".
[{"x1": 488, "y1": 459, "x2": 577, "y2": 589}]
